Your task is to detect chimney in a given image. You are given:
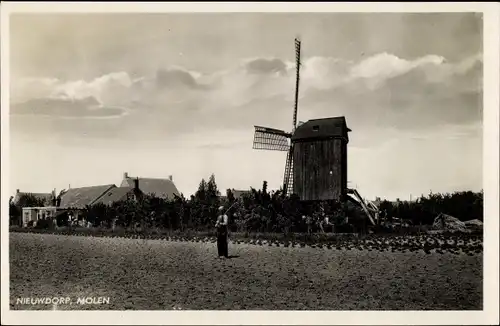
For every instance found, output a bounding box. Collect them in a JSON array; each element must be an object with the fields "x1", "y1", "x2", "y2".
[
  {"x1": 124, "y1": 172, "x2": 129, "y2": 179},
  {"x1": 134, "y1": 177, "x2": 139, "y2": 190},
  {"x1": 168, "y1": 175, "x2": 173, "y2": 181}
]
